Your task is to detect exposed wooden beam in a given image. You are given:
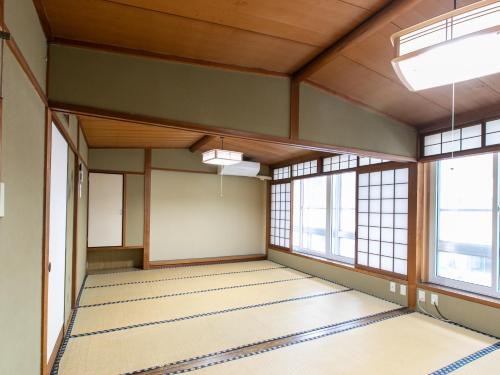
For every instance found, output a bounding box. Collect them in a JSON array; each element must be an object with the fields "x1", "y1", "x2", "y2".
[
  {"x1": 189, "y1": 135, "x2": 216, "y2": 153},
  {"x1": 293, "y1": 0, "x2": 424, "y2": 81}
]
